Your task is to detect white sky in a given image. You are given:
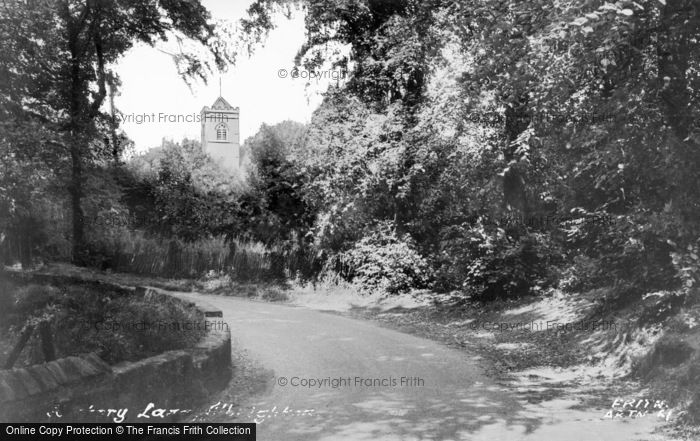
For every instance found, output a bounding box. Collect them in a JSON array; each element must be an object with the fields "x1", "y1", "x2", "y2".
[{"x1": 113, "y1": 0, "x2": 338, "y2": 153}]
